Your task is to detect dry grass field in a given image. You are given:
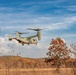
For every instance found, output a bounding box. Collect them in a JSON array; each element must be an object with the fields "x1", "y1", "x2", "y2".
[
  {"x1": 0, "y1": 68, "x2": 75, "y2": 75},
  {"x1": 0, "y1": 56, "x2": 76, "y2": 75}
]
